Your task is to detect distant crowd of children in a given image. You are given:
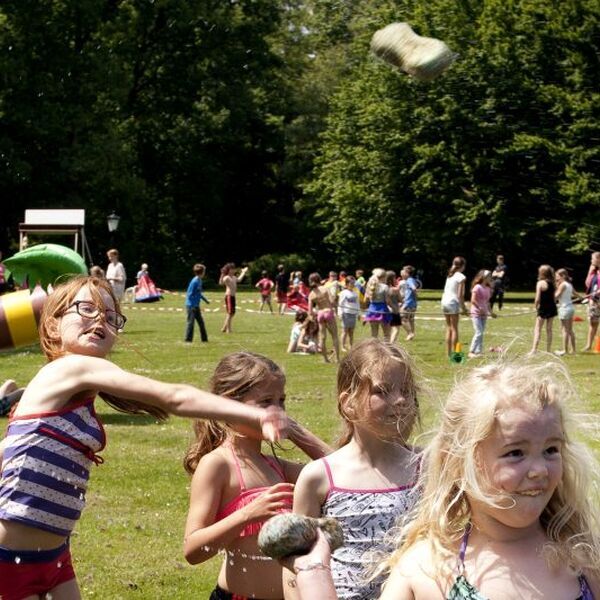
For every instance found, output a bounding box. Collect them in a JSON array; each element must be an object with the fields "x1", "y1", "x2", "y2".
[
  {"x1": 181, "y1": 252, "x2": 600, "y2": 362},
  {"x1": 0, "y1": 273, "x2": 597, "y2": 599}
]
